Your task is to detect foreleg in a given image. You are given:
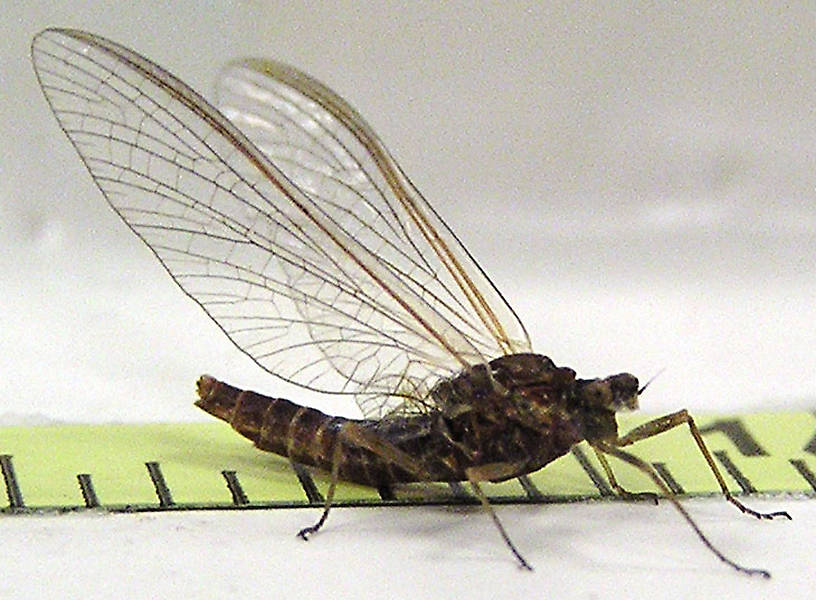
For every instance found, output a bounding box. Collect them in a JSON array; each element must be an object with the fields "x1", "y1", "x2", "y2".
[{"x1": 614, "y1": 410, "x2": 789, "y2": 520}]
